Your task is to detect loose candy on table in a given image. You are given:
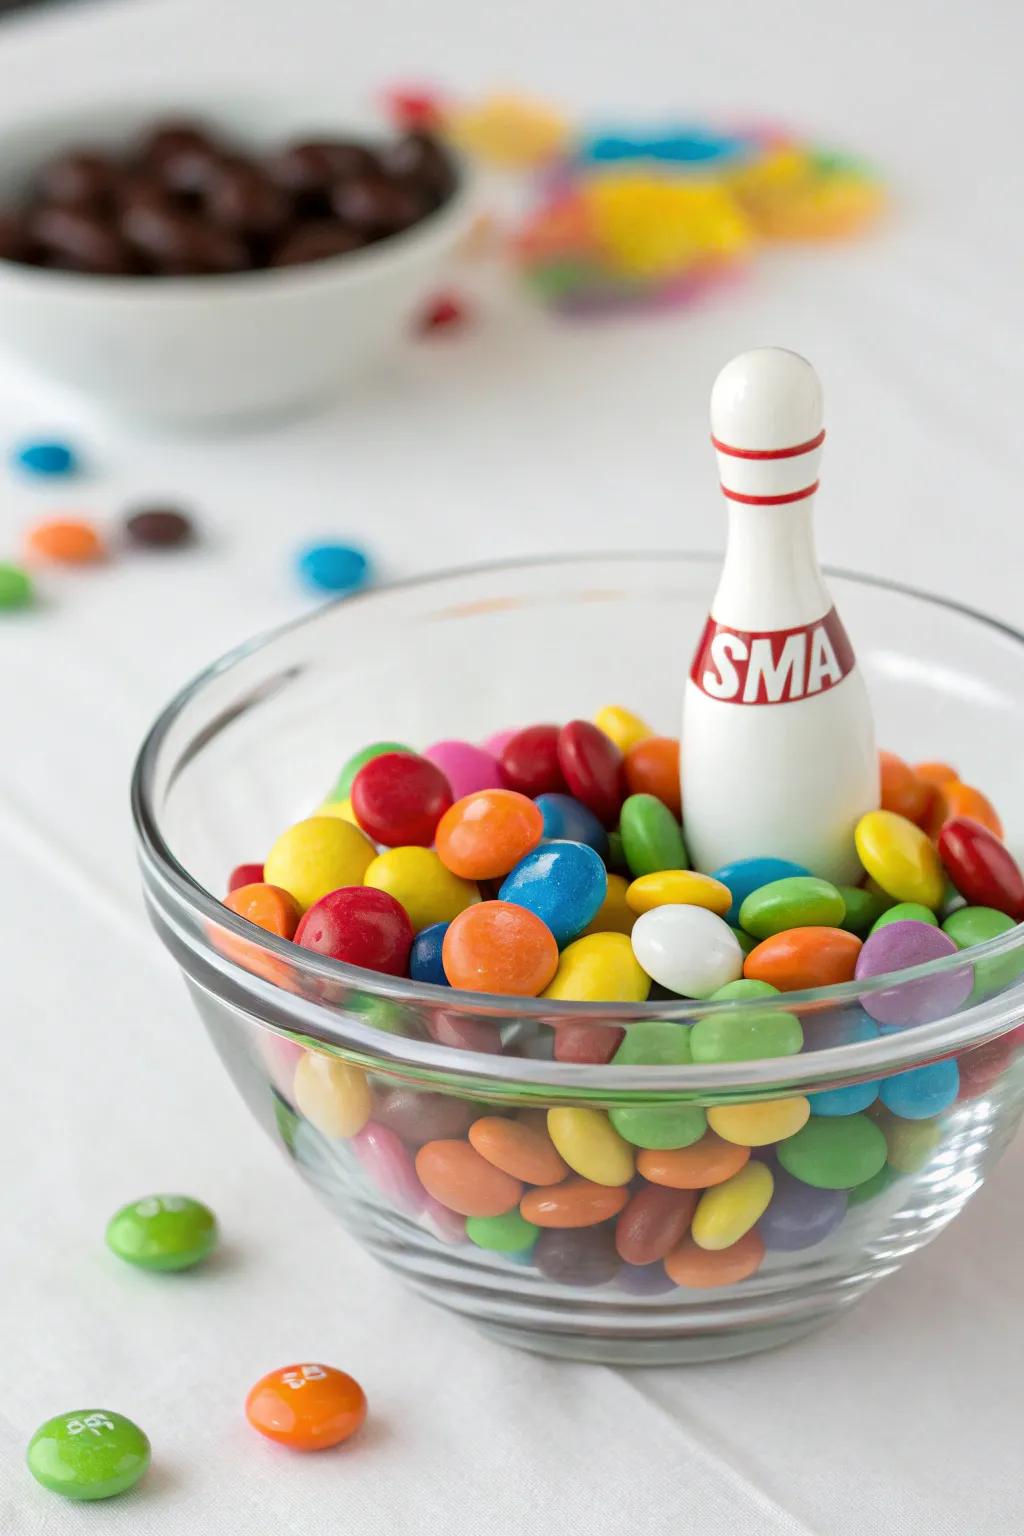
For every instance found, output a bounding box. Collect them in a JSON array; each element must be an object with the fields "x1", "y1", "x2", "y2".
[
  {"x1": 631, "y1": 904, "x2": 743, "y2": 997},
  {"x1": 556, "y1": 719, "x2": 625, "y2": 827},
  {"x1": 443, "y1": 900, "x2": 559, "y2": 995},
  {"x1": 435, "y1": 788, "x2": 544, "y2": 879},
  {"x1": 418, "y1": 292, "x2": 470, "y2": 333},
  {"x1": 623, "y1": 736, "x2": 681, "y2": 817},
  {"x1": 332, "y1": 741, "x2": 414, "y2": 801},
  {"x1": 521, "y1": 1177, "x2": 629, "y2": 1227},
  {"x1": 264, "y1": 816, "x2": 375, "y2": 911},
  {"x1": 776, "y1": 1113, "x2": 887, "y2": 1189},
  {"x1": 938, "y1": 817, "x2": 1024, "y2": 920},
  {"x1": 854, "y1": 810, "x2": 945, "y2": 909},
  {"x1": 106, "y1": 1194, "x2": 217, "y2": 1271},
  {"x1": 124, "y1": 506, "x2": 195, "y2": 547},
  {"x1": 738, "y1": 876, "x2": 846, "y2": 939},
  {"x1": 535, "y1": 792, "x2": 610, "y2": 858},
  {"x1": 0, "y1": 561, "x2": 33, "y2": 609},
  {"x1": 542, "y1": 931, "x2": 650, "y2": 1002},
  {"x1": 296, "y1": 542, "x2": 371, "y2": 595},
  {"x1": 14, "y1": 438, "x2": 78, "y2": 476},
  {"x1": 593, "y1": 703, "x2": 653, "y2": 754},
  {"x1": 499, "y1": 724, "x2": 565, "y2": 797},
  {"x1": 619, "y1": 793, "x2": 689, "y2": 878},
  {"x1": 424, "y1": 739, "x2": 505, "y2": 799},
  {"x1": 364, "y1": 846, "x2": 478, "y2": 932},
  {"x1": 296, "y1": 887, "x2": 414, "y2": 975},
  {"x1": 245, "y1": 1363, "x2": 367, "y2": 1451},
  {"x1": 25, "y1": 517, "x2": 104, "y2": 564},
  {"x1": 710, "y1": 856, "x2": 811, "y2": 927},
  {"x1": 855, "y1": 920, "x2": 972, "y2": 1027},
  {"x1": 409, "y1": 920, "x2": 451, "y2": 985},
  {"x1": 351, "y1": 751, "x2": 453, "y2": 847},
  {"x1": 743, "y1": 927, "x2": 862, "y2": 991},
  {"x1": 26, "y1": 1410, "x2": 150, "y2": 1500}
]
